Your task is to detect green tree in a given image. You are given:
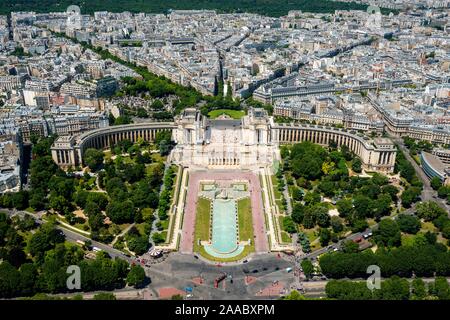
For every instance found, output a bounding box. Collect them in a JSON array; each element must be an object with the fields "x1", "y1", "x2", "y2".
[
  {"x1": 29, "y1": 189, "x2": 47, "y2": 211},
  {"x1": 302, "y1": 211, "x2": 315, "y2": 229},
  {"x1": 301, "y1": 259, "x2": 314, "y2": 278},
  {"x1": 136, "y1": 107, "x2": 149, "y2": 118},
  {"x1": 83, "y1": 148, "x2": 105, "y2": 171},
  {"x1": 397, "y1": 214, "x2": 421, "y2": 234},
  {"x1": 401, "y1": 187, "x2": 421, "y2": 208},
  {"x1": 317, "y1": 180, "x2": 335, "y2": 197},
  {"x1": 19, "y1": 263, "x2": 38, "y2": 296},
  {"x1": 372, "y1": 193, "x2": 392, "y2": 219},
  {"x1": 336, "y1": 199, "x2": 353, "y2": 218},
  {"x1": 105, "y1": 177, "x2": 126, "y2": 198},
  {"x1": 127, "y1": 265, "x2": 146, "y2": 288},
  {"x1": 315, "y1": 206, "x2": 331, "y2": 228},
  {"x1": 319, "y1": 228, "x2": 331, "y2": 246},
  {"x1": 381, "y1": 184, "x2": 399, "y2": 201},
  {"x1": 437, "y1": 186, "x2": 450, "y2": 199},
  {"x1": 127, "y1": 236, "x2": 150, "y2": 255},
  {"x1": 106, "y1": 200, "x2": 135, "y2": 224},
  {"x1": 114, "y1": 115, "x2": 132, "y2": 125},
  {"x1": 411, "y1": 278, "x2": 427, "y2": 300},
  {"x1": 341, "y1": 240, "x2": 359, "y2": 253},
  {"x1": 325, "y1": 280, "x2": 373, "y2": 300},
  {"x1": 374, "y1": 219, "x2": 401, "y2": 247},
  {"x1": 374, "y1": 276, "x2": 410, "y2": 300},
  {"x1": 0, "y1": 261, "x2": 21, "y2": 298},
  {"x1": 49, "y1": 194, "x2": 71, "y2": 215},
  {"x1": 292, "y1": 154, "x2": 322, "y2": 180},
  {"x1": 429, "y1": 277, "x2": 450, "y2": 300},
  {"x1": 282, "y1": 290, "x2": 306, "y2": 300},
  {"x1": 398, "y1": 159, "x2": 415, "y2": 182},
  {"x1": 93, "y1": 292, "x2": 116, "y2": 300},
  {"x1": 86, "y1": 192, "x2": 109, "y2": 211},
  {"x1": 353, "y1": 195, "x2": 371, "y2": 219},
  {"x1": 351, "y1": 158, "x2": 362, "y2": 173},
  {"x1": 416, "y1": 201, "x2": 447, "y2": 221},
  {"x1": 150, "y1": 99, "x2": 164, "y2": 110},
  {"x1": 27, "y1": 224, "x2": 65, "y2": 260},
  {"x1": 282, "y1": 216, "x2": 297, "y2": 234},
  {"x1": 431, "y1": 177, "x2": 442, "y2": 190},
  {"x1": 303, "y1": 191, "x2": 321, "y2": 206},
  {"x1": 320, "y1": 243, "x2": 450, "y2": 279},
  {"x1": 292, "y1": 203, "x2": 305, "y2": 224},
  {"x1": 10, "y1": 191, "x2": 29, "y2": 210},
  {"x1": 292, "y1": 187, "x2": 304, "y2": 201},
  {"x1": 88, "y1": 212, "x2": 105, "y2": 231},
  {"x1": 152, "y1": 232, "x2": 165, "y2": 244},
  {"x1": 331, "y1": 216, "x2": 343, "y2": 233}
]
